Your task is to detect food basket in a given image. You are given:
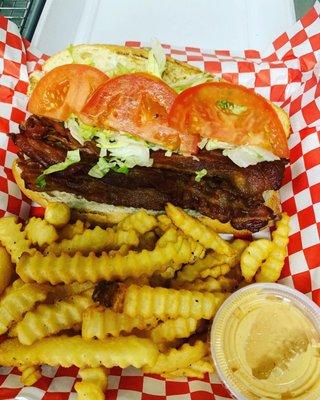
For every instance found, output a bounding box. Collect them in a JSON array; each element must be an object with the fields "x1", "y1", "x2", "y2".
[{"x1": 0, "y1": 2, "x2": 319, "y2": 399}]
